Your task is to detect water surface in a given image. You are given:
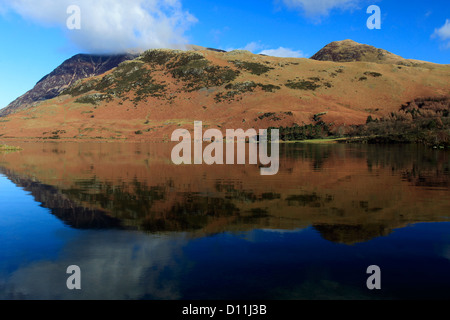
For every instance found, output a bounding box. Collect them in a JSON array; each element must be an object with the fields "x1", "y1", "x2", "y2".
[{"x1": 0, "y1": 142, "x2": 449, "y2": 299}]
